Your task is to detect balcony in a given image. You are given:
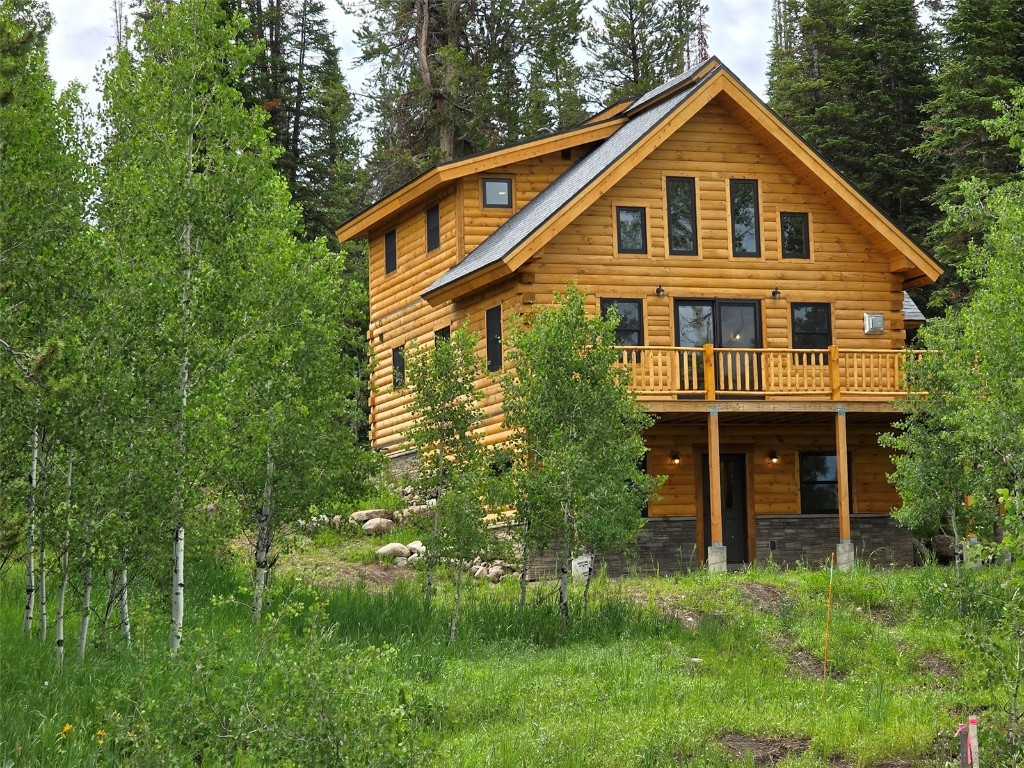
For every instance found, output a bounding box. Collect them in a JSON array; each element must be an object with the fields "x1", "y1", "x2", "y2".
[{"x1": 616, "y1": 344, "x2": 925, "y2": 402}]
